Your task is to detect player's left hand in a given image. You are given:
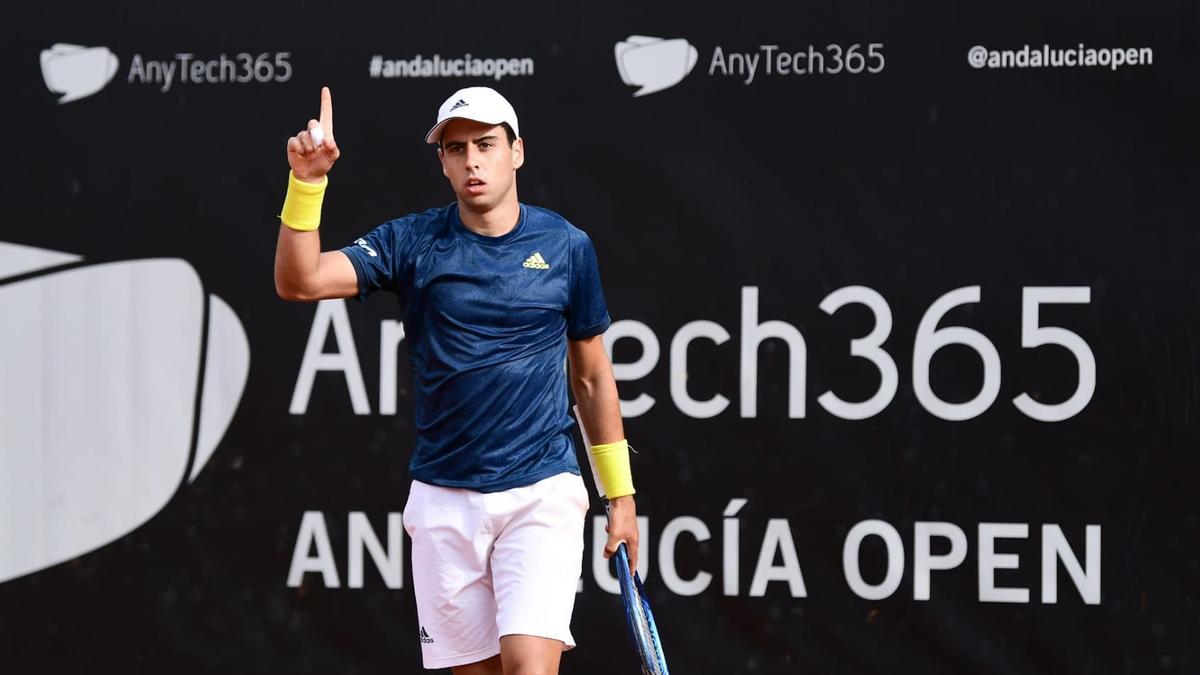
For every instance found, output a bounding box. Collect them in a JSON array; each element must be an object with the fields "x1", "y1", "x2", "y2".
[{"x1": 604, "y1": 495, "x2": 639, "y2": 572}]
